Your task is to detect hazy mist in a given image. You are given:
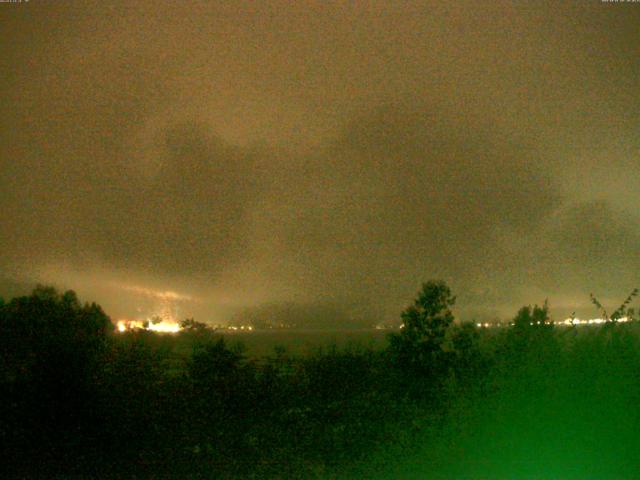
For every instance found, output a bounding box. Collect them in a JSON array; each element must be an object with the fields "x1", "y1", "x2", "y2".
[{"x1": 2, "y1": 1, "x2": 639, "y2": 325}]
